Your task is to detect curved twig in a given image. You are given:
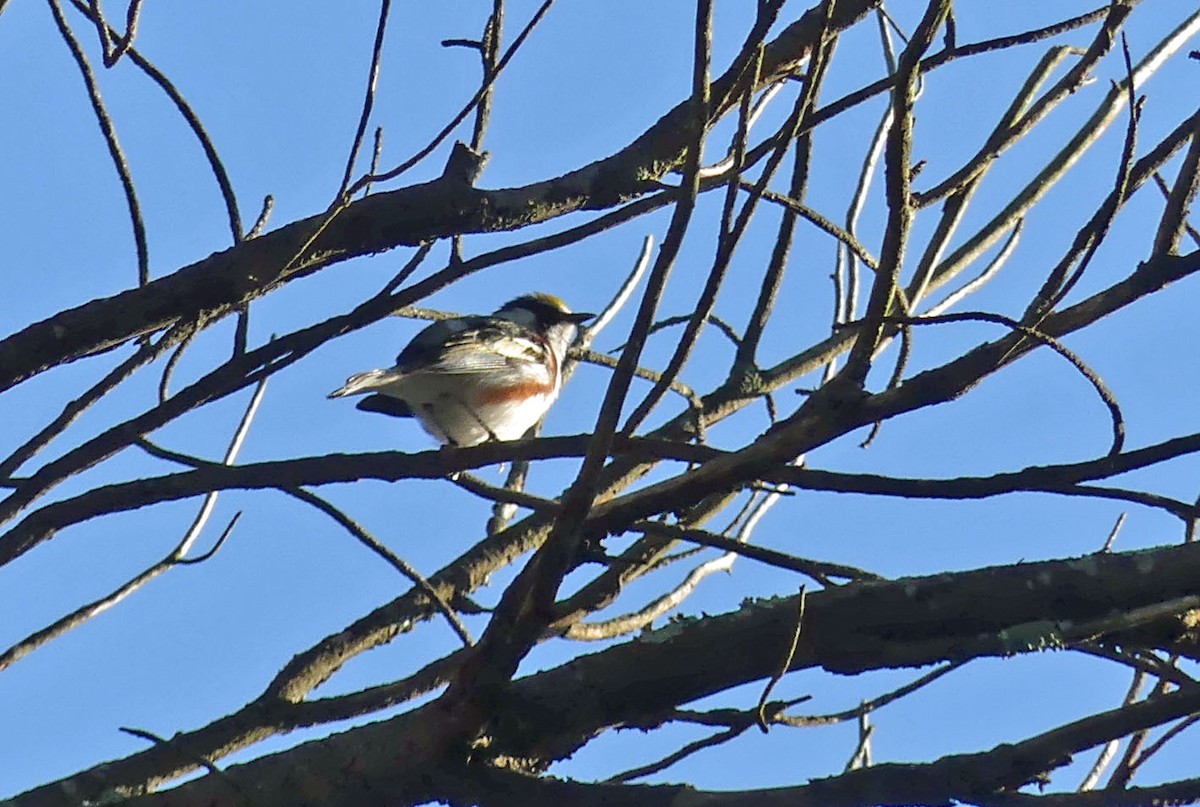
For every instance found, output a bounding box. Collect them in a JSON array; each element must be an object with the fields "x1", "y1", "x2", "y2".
[
  {"x1": 355, "y1": 0, "x2": 555, "y2": 190},
  {"x1": 282, "y1": 486, "x2": 473, "y2": 648},
  {"x1": 49, "y1": 0, "x2": 149, "y2": 285},
  {"x1": 66, "y1": 0, "x2": 244, "y2": 241},
  {"x1": 878, "y1": 310, "x2": 1125, "y2": 456}
]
